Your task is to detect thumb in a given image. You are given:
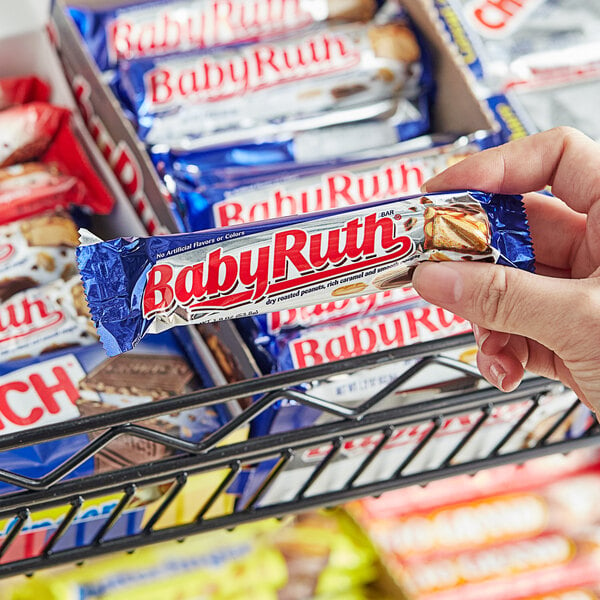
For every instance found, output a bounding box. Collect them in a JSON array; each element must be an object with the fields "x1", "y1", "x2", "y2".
[{"x1": 412, "y1": 261, "x2": 589, "y2": 353}]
